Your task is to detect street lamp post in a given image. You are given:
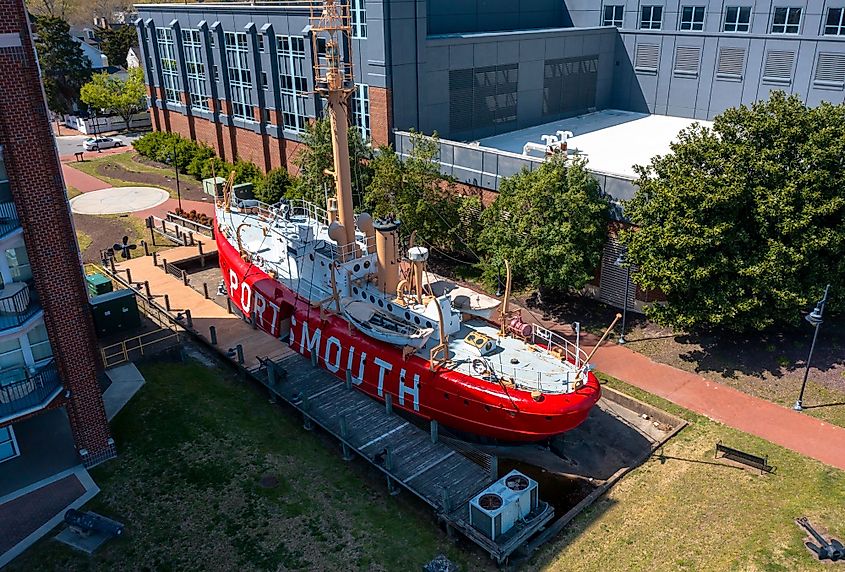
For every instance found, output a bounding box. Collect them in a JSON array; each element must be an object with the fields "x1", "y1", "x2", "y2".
[
  {"x1": 92, "y1": 110, "x2": 101, "y2": 153},
  {"x1": 173, "y1": 139, "x2": 182, "y2": 212},
  {"x1": 614, "y1": 248, "x2": 630, "y2": 344},
  {"x1": 793, "y1": 284, "x2": 831, "y2": 412}
]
